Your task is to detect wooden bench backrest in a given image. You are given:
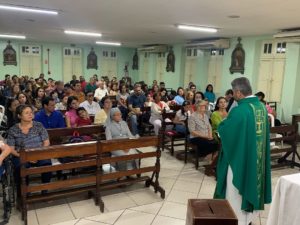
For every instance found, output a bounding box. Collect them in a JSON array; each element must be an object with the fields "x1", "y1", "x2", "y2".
[
  {"x1": 47, "y1": 125, "x2": 105, "y2": 145},
  {"x1": 20, "y1": 142, "x2": 98, "y2": 193},
  {"x1": 99, "y1": 136, "x2": 159, "y2": 181}
]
